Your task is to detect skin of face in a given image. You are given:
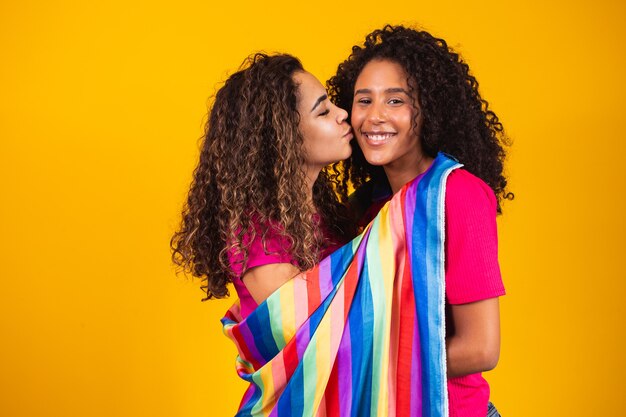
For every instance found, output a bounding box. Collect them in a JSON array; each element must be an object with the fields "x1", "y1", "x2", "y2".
[
  {"x1": 294, "y1": 71, "x2": 353, "y2": 181},
  {"x1": 352, "y1": 59, "x2": 431, "y2": 192}
]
